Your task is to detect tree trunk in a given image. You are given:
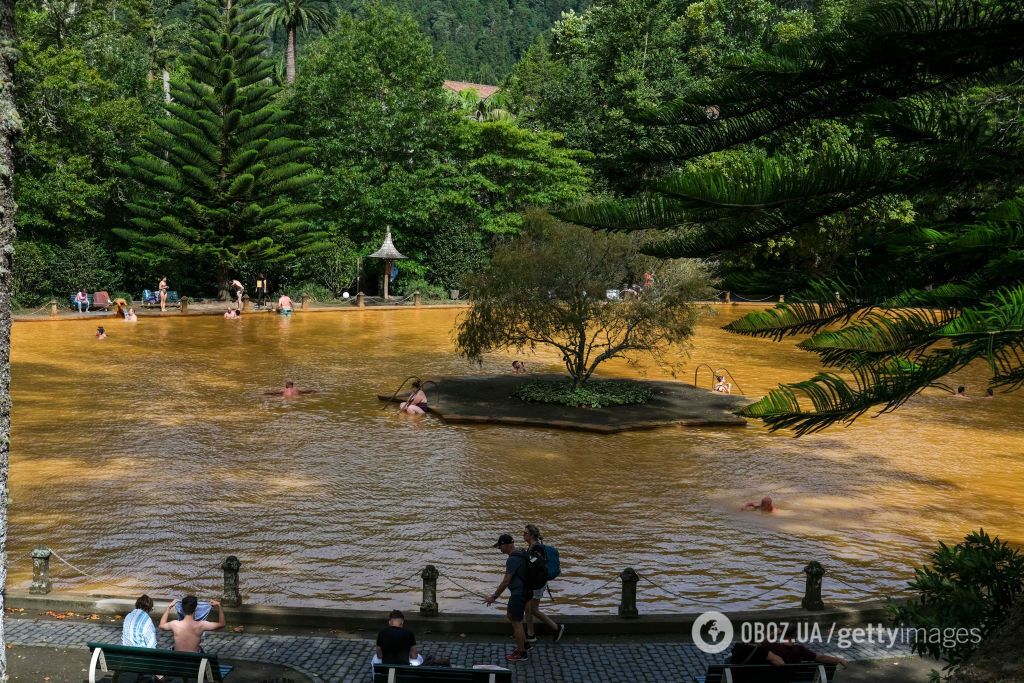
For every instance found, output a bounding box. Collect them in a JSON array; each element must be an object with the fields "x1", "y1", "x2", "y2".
[
  {"x1": 286, "y1": 27, "x2": 296, "y2": 84},
  {"x1": 0, "y1": 0, "x2": 19, "y2": 678},
  {"x1": 162, "y1": 68, "x2": 171, "y2": 104}
]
